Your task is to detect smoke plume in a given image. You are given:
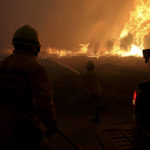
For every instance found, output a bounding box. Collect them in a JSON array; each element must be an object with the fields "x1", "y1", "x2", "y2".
[{"x1": 0, "y1": 0, "x2": 135, "y2": 51}]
